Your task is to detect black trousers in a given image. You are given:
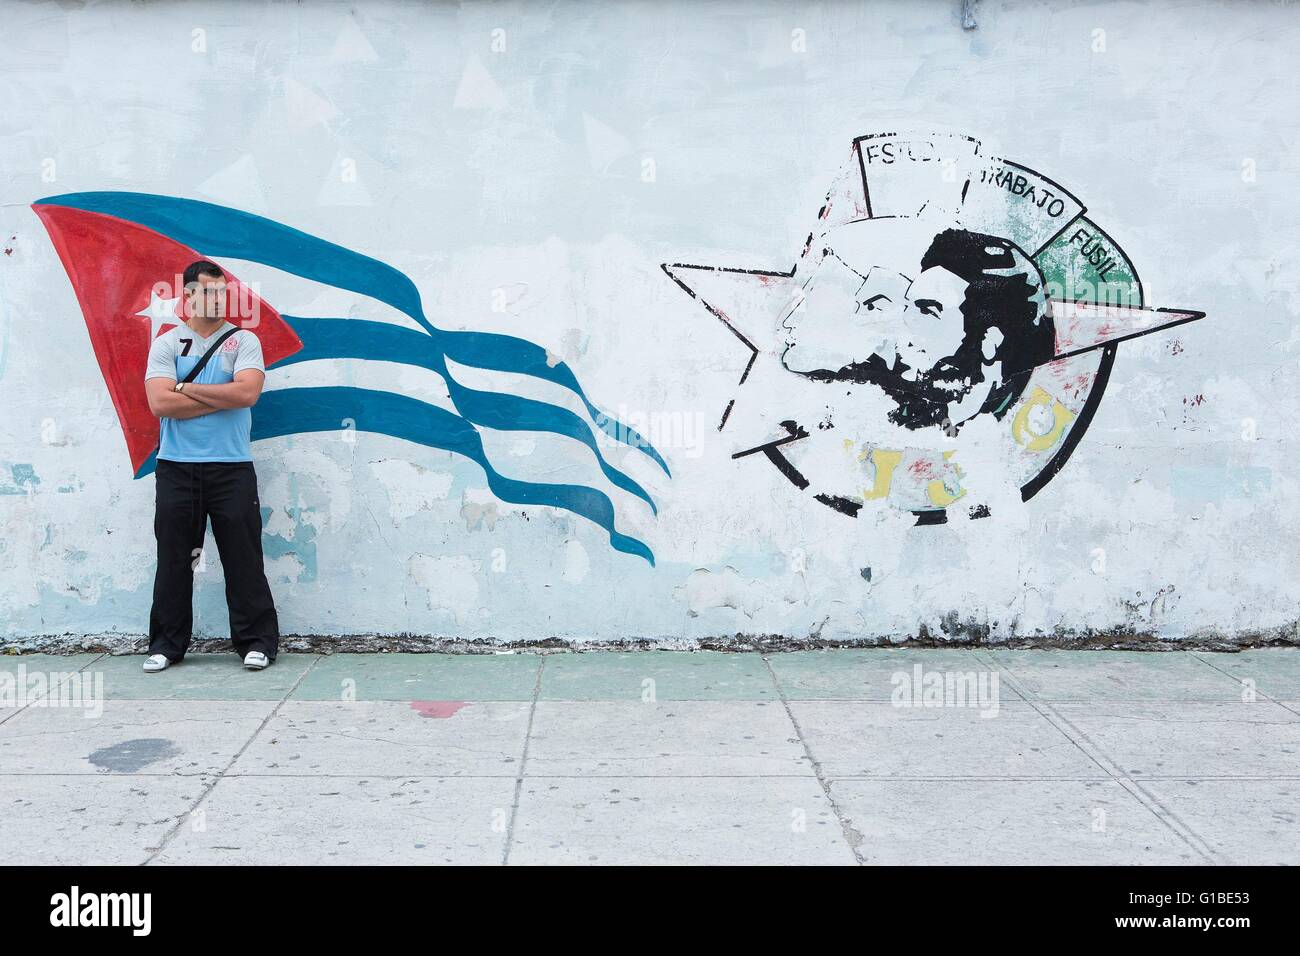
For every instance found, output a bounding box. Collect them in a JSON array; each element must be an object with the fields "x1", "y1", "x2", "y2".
[{"x1": 148, "y1": 459, "x2": 280, "y2": 662}]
